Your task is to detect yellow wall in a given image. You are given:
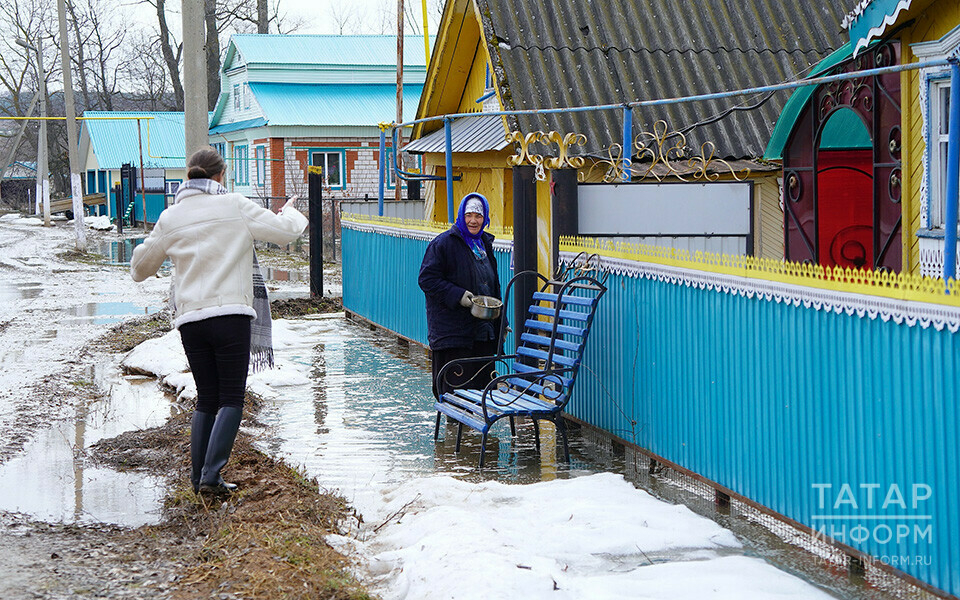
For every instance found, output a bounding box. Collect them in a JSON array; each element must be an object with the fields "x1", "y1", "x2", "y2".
[
  {"x1": 900, "y1": 2, "x2": 960, "y2": 272},
  {"x1": 423, "y1": 151, "x2": 515, "y2": 227},
  {"x1": 755, "y1": 175, "x2": 785, "y2": 260},
  {"x1": 457, "y1": 42, "x2": 490, "y2": 114}
]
